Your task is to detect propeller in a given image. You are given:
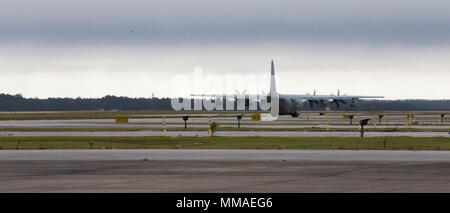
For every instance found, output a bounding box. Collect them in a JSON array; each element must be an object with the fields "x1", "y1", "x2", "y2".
[
  {"x1": 330, "y1": 98, "x2": 347, "y2": 109},
  {"x1": 307, "y1": 99, "x2": 335, "y2": 109},
  {"x1": 350, "y1": 98, "x2": 358, "y2": 108},
  {"x1": 333, "y1": 99, "x2": 340, "y2": 108},
  {"x1": 309, "y1": 100, "x2": 314, "y2": 108},
  {"x1": 329, "y1": 99, "x2": 343, "y2": 109},
  {"x1": 306, "y1": 100, "x2": 318, "y2": 109},
  {"x1": 319, "y1": 100, "x2": 326, "y2": 107},
  {"x1": 290, "y1": 98, "x2": 300, "y2": 110}
]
